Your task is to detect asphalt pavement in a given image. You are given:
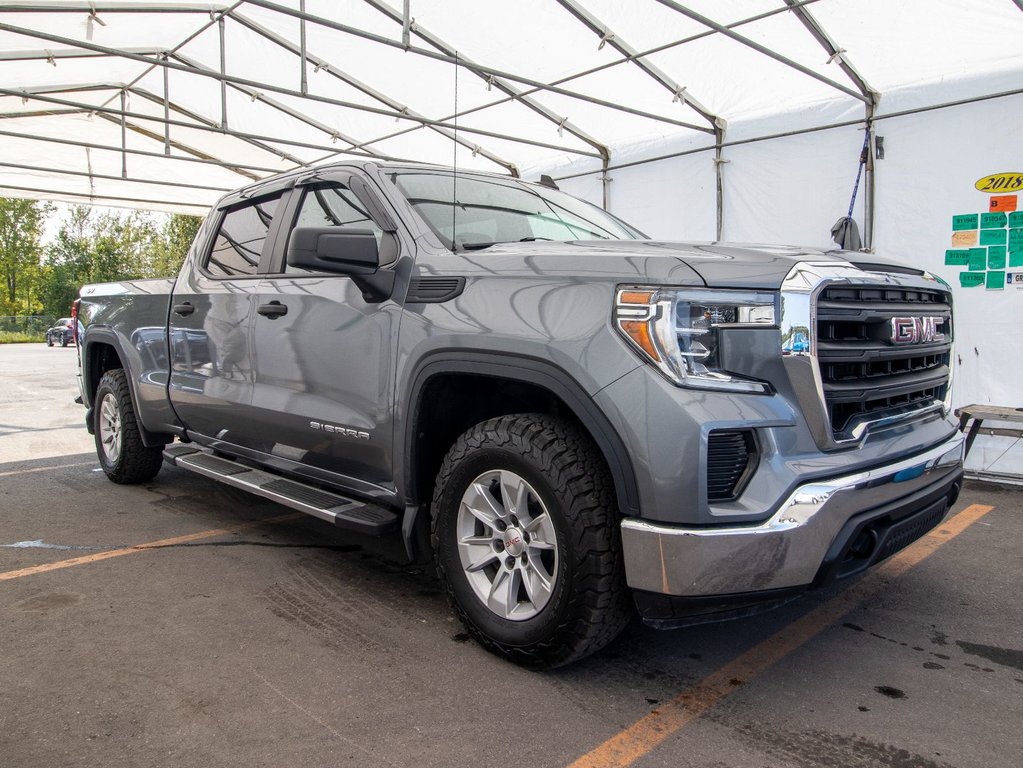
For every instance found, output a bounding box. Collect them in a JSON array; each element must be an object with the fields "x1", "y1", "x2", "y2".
[{"x1": 1, "y1": 342, "x2": 1020, "y2": 768}]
